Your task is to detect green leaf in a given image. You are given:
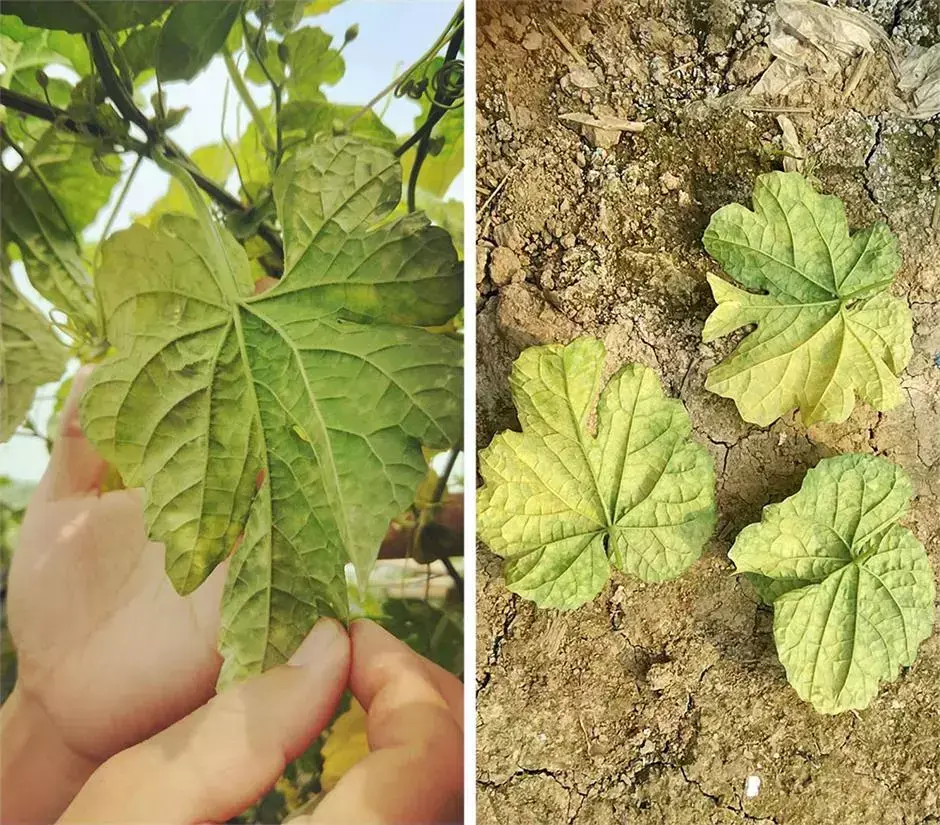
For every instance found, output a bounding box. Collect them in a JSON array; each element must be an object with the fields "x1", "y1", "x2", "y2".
[
  {"x1": 79, "y1": 137, "x2": 462, "y2": 686},
  {"x1": 157, "y1": 0, "x2": 241, "y2": 82},
  {"x1": 478, "y1": 337, "x2": 716, "y2": 609},
  {"x1": 0, "y1": 14, "x2": 88, "y2": 148},
  {"x1": 269, "y1": 1, "x2": 307, "y2": 34},
  {"x1": 730, "y1": 454, "x2": 935, "y2": 714},
  {"x1": 702, "y1": 172, "x2": 912, "y2": 427},
  {"x1": 2, "y1": 2, "x2": 170, "y2": 33},
  {"x1": 282, "y1": 27, "x2": 344, "y2": 102},
  {"x1": 138, "y1": 144, "x2": 235, "y2": 226},
  {"x1": 23, "y1": 141, "x2": 121, "y2": 231},
  {"x1": 304, "y1": 0, "x2": 345, "y2": 15},
  {"x1": 0, "y1": 268, "x2": 68, "y2": 442},
  {"x1": 120, "y1": 24, "x2": 162, "y2": 79},
  {"x1": 0, "y1": 169, "x2": 97, "y2": 327},
  {"x1": 280, "y1": 100, "x2": 396, "y2": 149},
  {"x1": 0, "y1": 15, "x2": 90, "y2": 77}
]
